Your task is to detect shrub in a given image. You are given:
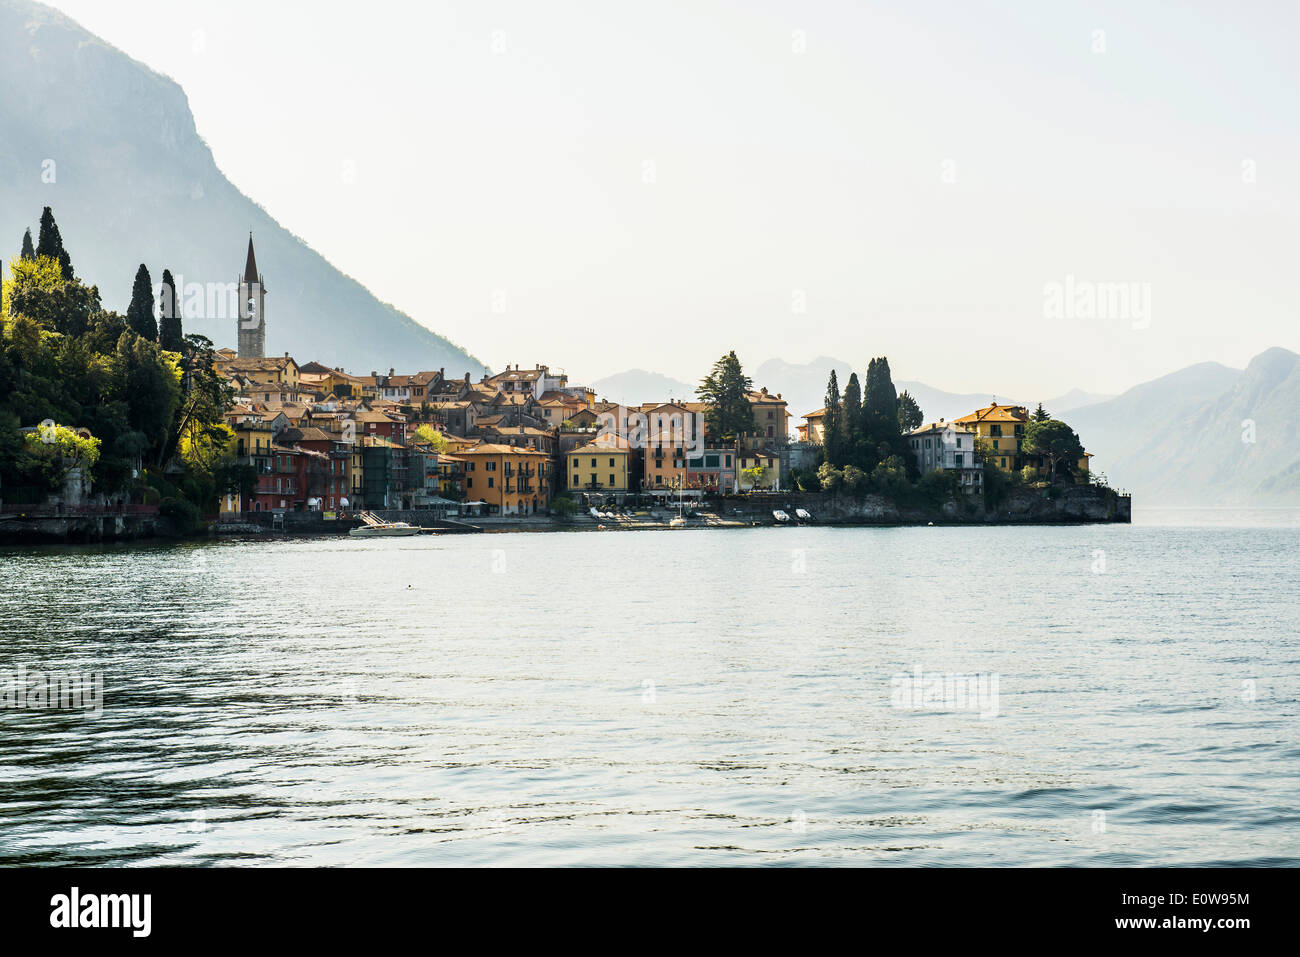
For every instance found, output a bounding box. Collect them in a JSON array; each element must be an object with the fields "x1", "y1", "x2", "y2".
[{"x1": 159, "y1": 496, "x2": 202, "y2": 535}]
